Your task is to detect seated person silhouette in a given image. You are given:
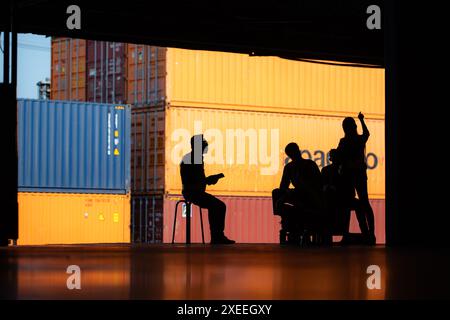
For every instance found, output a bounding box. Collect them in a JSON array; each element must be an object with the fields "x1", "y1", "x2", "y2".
[
  {"x1": 322, "y1": 149, "x2": 369, "y2": 244},
  {"x1": 180, "y1": 135, "x2": 235, "y2": 244},
  {"x1": 272, "y1": 142, "x2": 323, "y2": 244}
]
